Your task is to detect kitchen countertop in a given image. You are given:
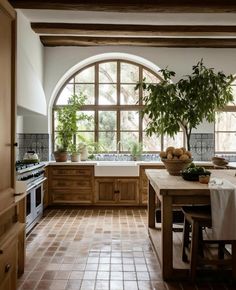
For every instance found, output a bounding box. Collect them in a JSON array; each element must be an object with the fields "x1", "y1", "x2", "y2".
[
  {"x1": 43, "y1": 160, "x2": 236, "y2": 167},
  {"x1": 46, "y1": 161, "x2": 98, "y2": 166}
]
